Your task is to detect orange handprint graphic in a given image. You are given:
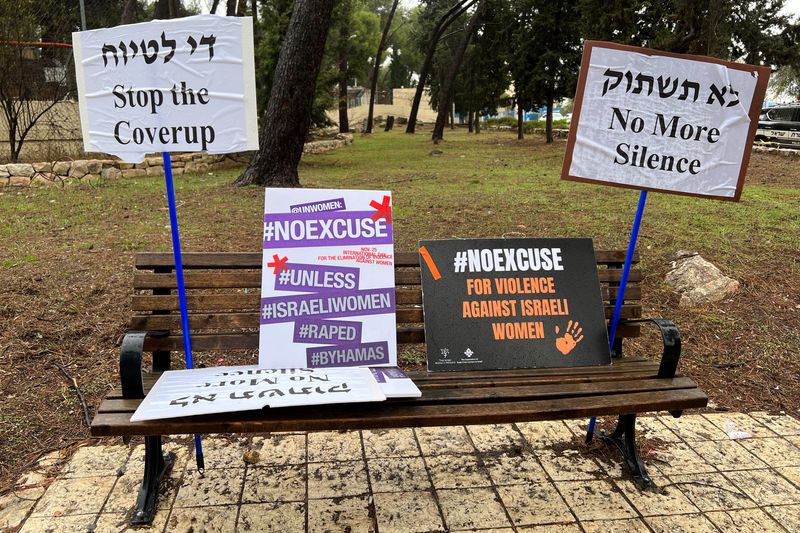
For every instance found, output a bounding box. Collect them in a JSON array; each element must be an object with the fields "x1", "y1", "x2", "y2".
[{"x1": 555, "y1": 320, "x2": 584, "y2": 356}]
